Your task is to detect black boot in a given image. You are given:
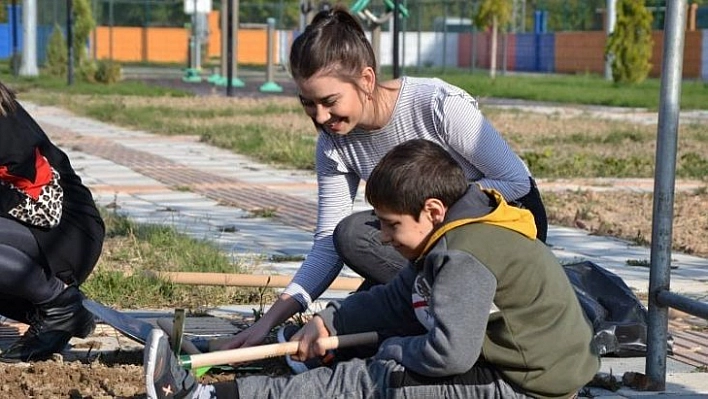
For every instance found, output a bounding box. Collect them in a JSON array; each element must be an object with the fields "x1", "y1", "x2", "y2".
[{"x1": 0, "y1": 286, "x2": 95, "y2": 363}]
